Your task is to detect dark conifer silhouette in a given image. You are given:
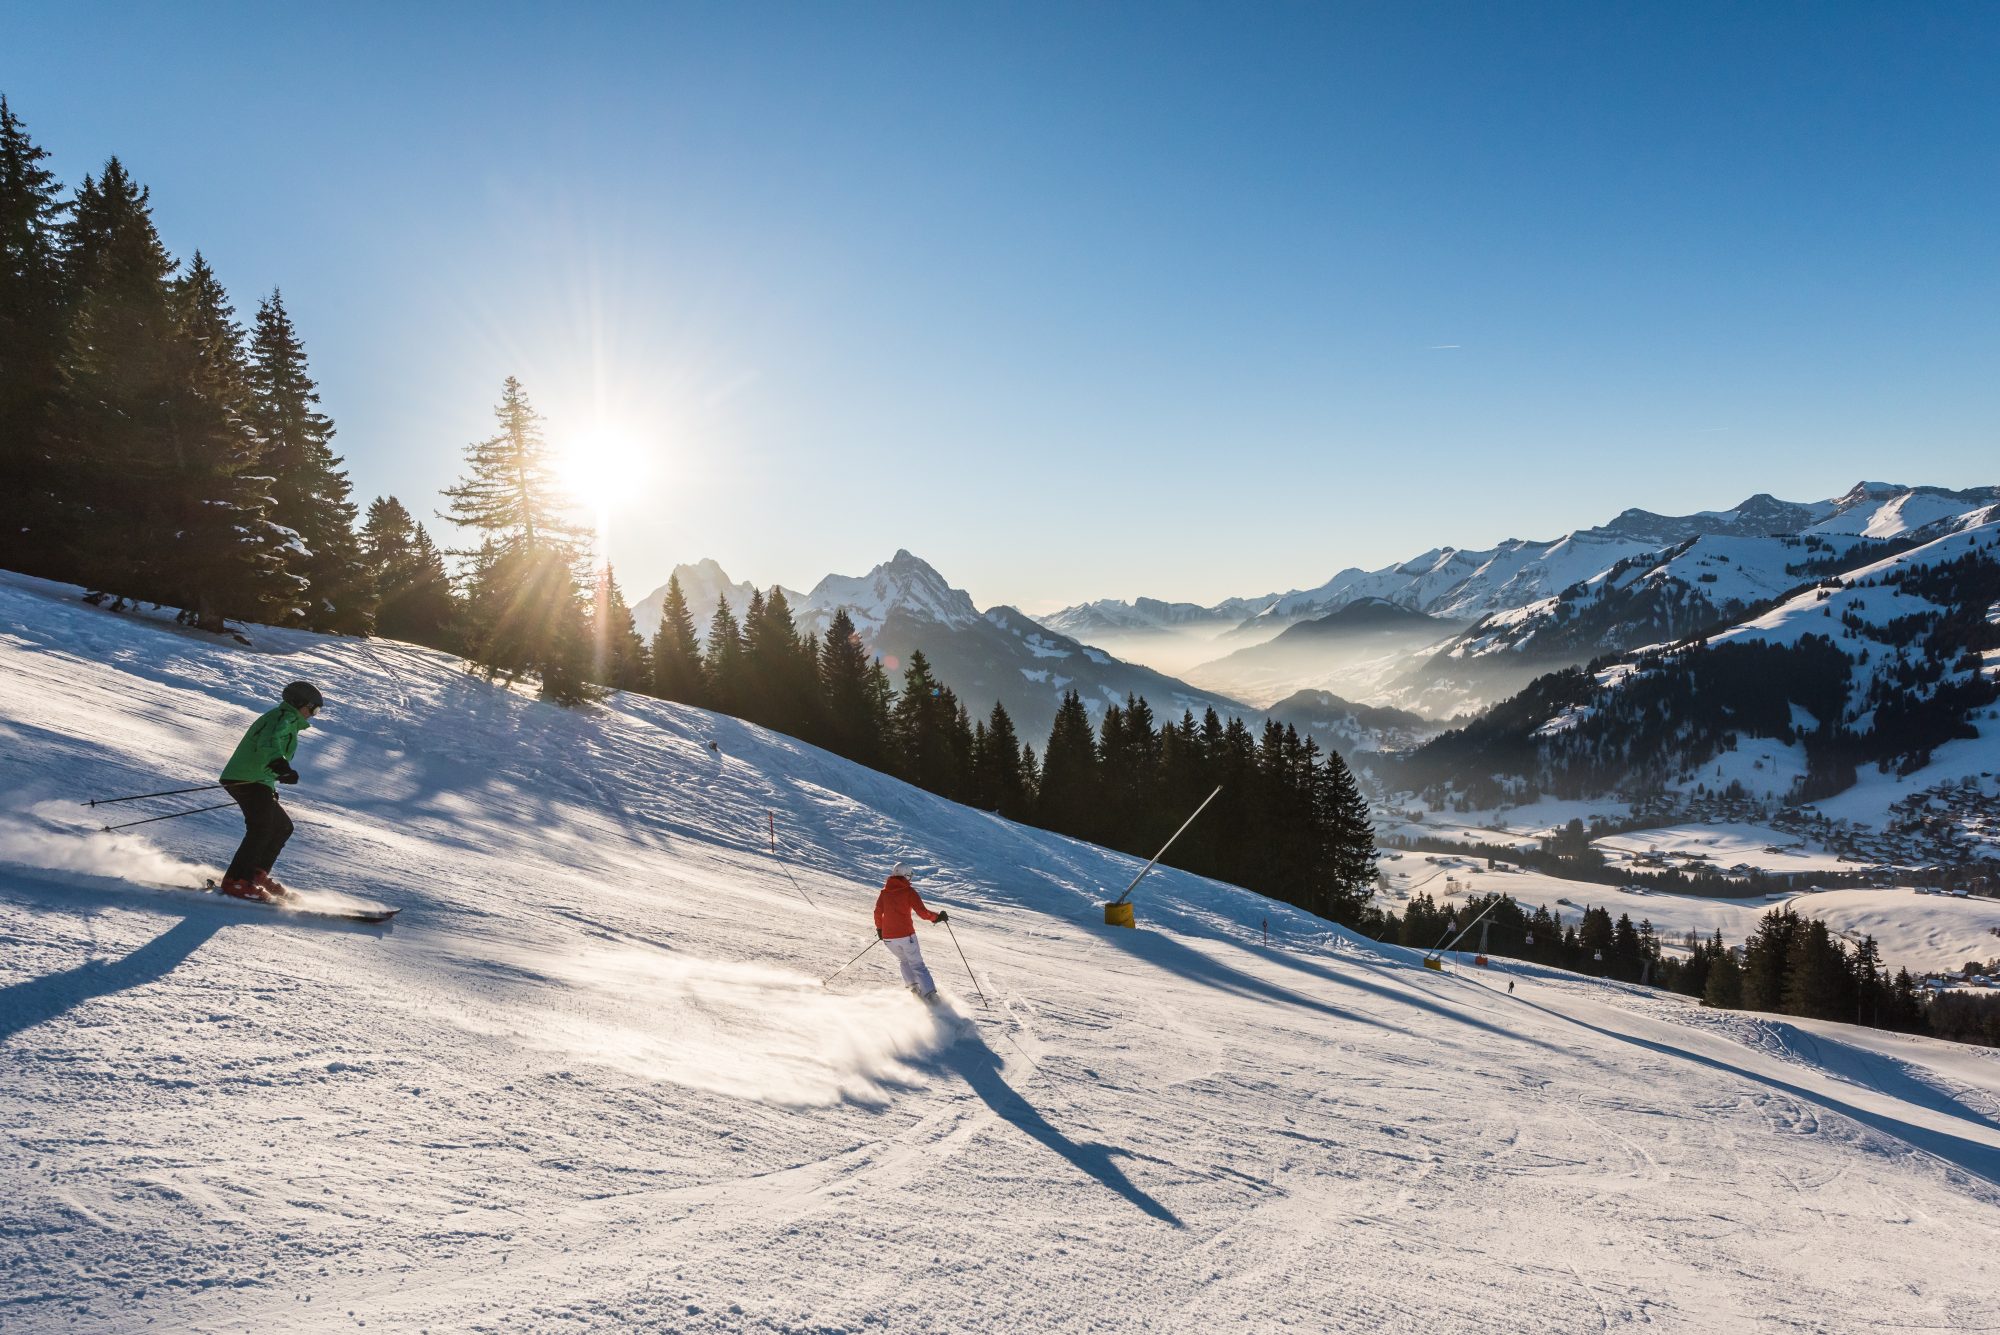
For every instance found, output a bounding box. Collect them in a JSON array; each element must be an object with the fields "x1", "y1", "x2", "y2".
[
  {"x1": 0, "y1": 96, "x2": 65, "y2": 574},
  {"x1": 248, "y1": 291, "x2": 371, "y2": 633},
  {"x1": 703, "y1": 596, "x2": 745, "y2": 715},
  {"x1": 1036, "y1": 690, "x2": 1099, "y2": 840},
  {"x1": 42, "y1": 162, "x2": 297, "y2": 629},
  {"x1": 590, "y1": 565, "x2": 649, "y2": 692},
  {"x1": 647, "y1": 573, "x2": 707, "y2": 705},
  {"x1": 361, "y1": 496, "x2": 459, "y2": 650}
]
